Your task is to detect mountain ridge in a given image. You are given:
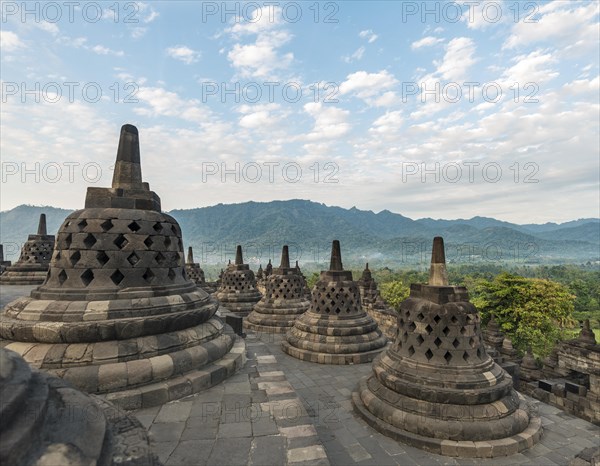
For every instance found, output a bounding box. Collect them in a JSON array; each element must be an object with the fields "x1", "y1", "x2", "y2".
[{"x1": 1, "y1": 201, "x2": 598, "y2": 265}]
